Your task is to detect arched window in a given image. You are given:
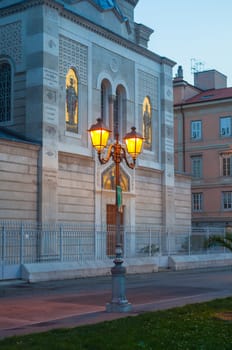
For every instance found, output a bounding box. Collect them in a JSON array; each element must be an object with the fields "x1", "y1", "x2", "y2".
[
  {"x1": 143, "y1": 96, "x2": 152, "y2": 150},
  {"x1": 66, "y1": 68, "x2": 78, "y2": 133},
  {"x1": 102, "y1": 165, "x2": 129, "y2": 192},
  {"x1": 0, "y1": 61, "x2": 12, "y2": 123},
  {"x1": 114, "y1": 85, "x2": 126, "y2": 138},
  {"x1": 101, "y1": 82, "x2": 106, "y2": 121},
  {"x1": 101, "y1": 79, "x2": 111, "y2": 125}
]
